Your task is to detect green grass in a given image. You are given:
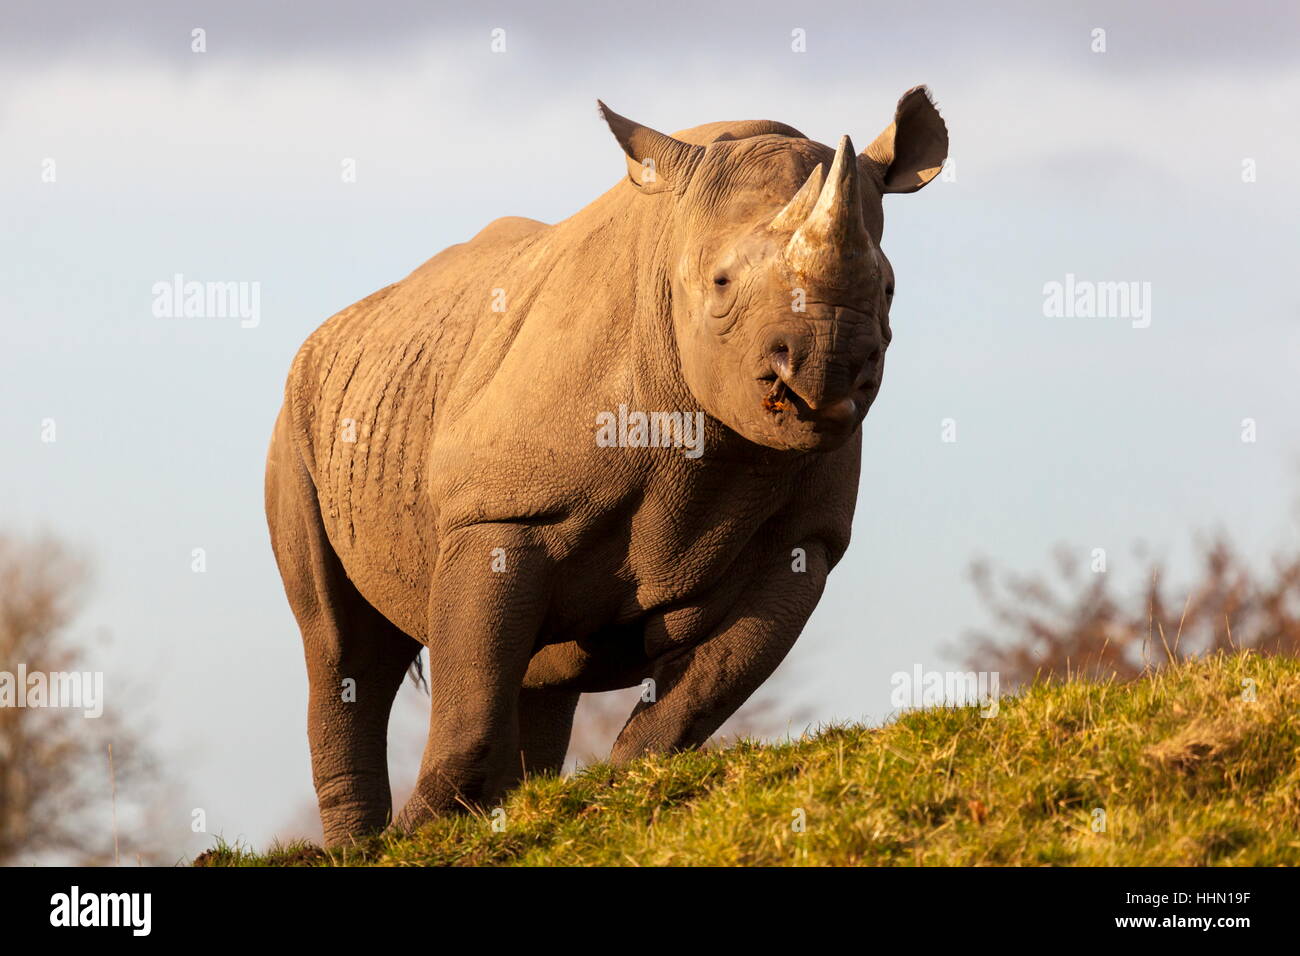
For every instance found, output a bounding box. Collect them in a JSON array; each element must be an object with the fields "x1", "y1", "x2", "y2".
[{"x1": 196, "y1": 651, "x2": 1300, "y2": 866}]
